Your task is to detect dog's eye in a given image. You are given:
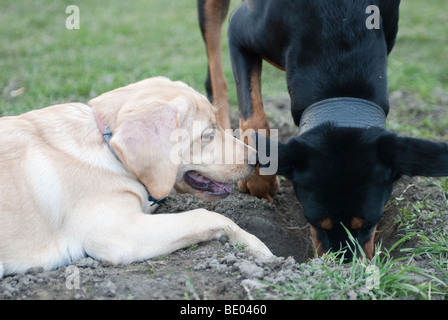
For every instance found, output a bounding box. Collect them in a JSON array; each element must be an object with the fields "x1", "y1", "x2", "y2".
[{"x1": 202, "y1": 129, "x2": 215, "y2": 142}]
